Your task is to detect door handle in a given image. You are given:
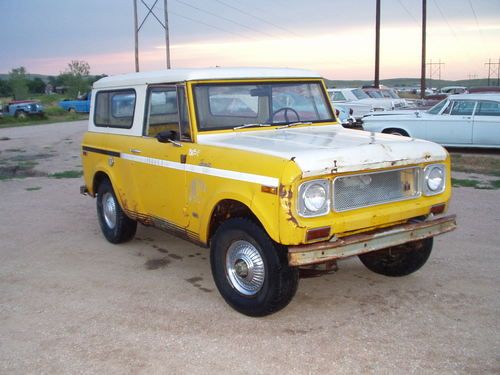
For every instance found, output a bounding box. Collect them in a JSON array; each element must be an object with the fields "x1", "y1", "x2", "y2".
[{"x1": 130, "y1": 149, "x2": 141, "y2": 154}]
